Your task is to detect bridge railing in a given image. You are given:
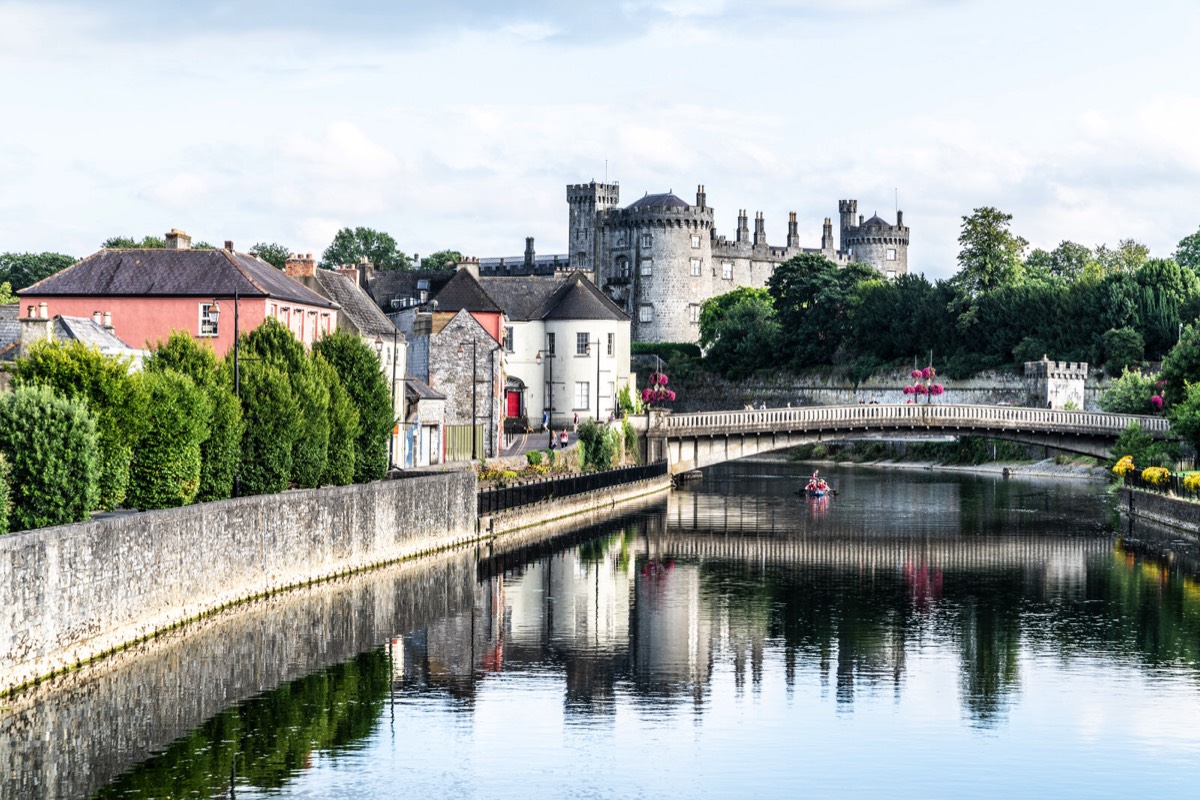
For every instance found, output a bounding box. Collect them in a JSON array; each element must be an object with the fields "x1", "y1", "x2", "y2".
[{"x1": 655, "y1": 403, "x2": 1171, "y2": 437}]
